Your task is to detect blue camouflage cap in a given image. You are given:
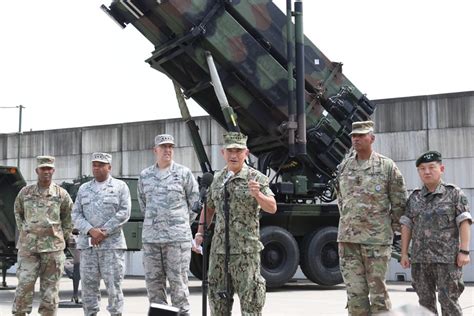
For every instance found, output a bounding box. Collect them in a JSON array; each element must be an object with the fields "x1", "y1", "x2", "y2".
[
  {"x1": 155, "y1": 134, "x2": 175, "y2": 146},
  {"x1": 92, "y1": 152, "x2": 112, "y2": 164}
]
